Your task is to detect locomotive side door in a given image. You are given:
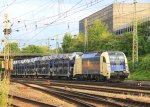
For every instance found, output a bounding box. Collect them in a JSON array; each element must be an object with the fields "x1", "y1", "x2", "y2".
[
  {"x1": 100, "y1": 53, "x2": 110, "y2": 79},
  {"x1": 101, "y1": 57, "x2": 107, "y2": 75}
]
